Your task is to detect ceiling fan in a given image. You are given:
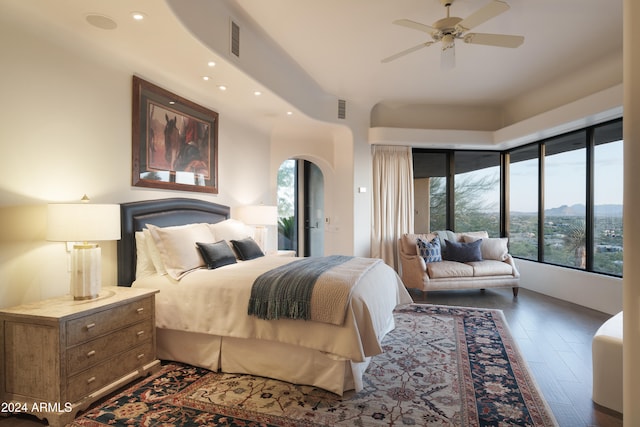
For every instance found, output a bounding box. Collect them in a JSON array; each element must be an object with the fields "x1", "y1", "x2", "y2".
[{"x1": 382, "y1": 0, "x2": 524, "y2": 68}]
